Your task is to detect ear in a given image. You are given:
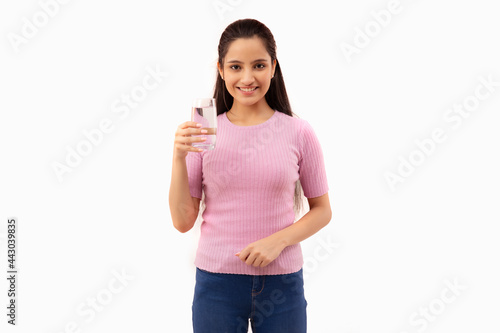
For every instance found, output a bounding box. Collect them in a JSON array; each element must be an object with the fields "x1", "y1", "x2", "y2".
[
  {"x1": 217, "y1": 61, "x2": 224, "y2": 79},
  {"x1": 272, "y1": 59, "x2": 277, "y2": 77}
]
